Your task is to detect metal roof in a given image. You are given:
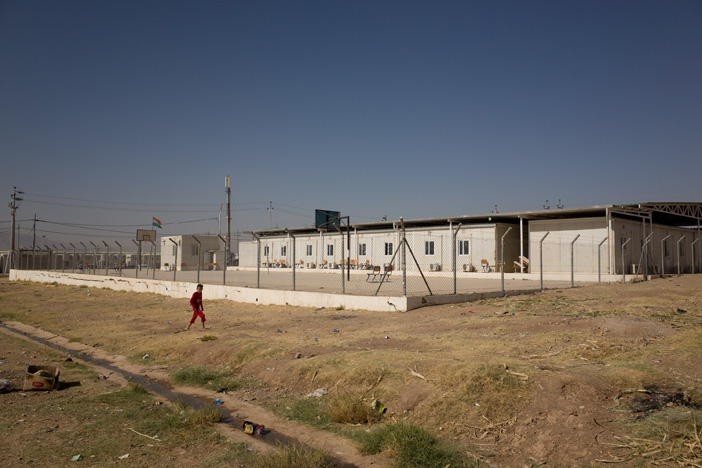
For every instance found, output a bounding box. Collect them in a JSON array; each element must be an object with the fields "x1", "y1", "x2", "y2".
[{"x1": 251, "y1": 202, "x2": 702, "y2": 237}]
